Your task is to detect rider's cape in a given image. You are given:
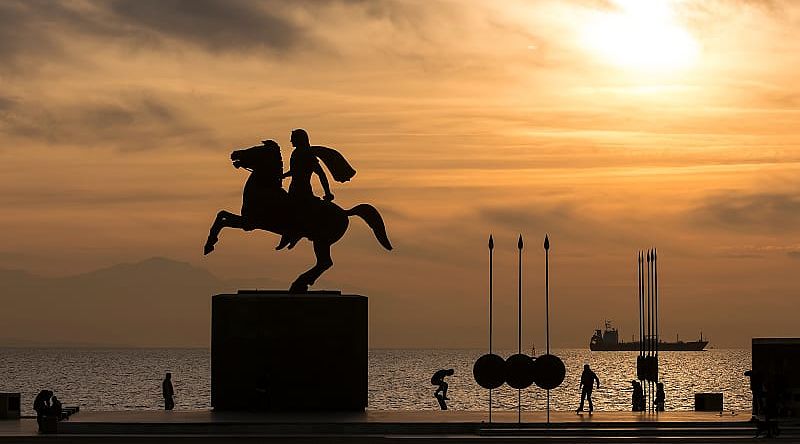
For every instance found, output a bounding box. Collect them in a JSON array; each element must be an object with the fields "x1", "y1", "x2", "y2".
[{"x1": 311, "y1": 145, "x2": 356, "y2": 183}]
